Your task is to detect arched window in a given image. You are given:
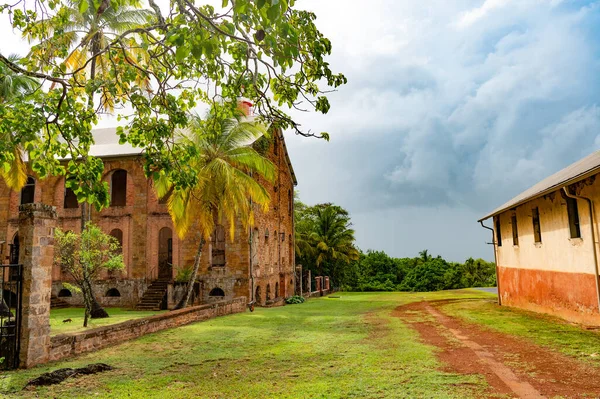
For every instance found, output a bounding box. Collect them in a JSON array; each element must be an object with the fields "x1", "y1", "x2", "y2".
[
  {"x1": 64, "y1": 179, "x2": 79, "y2": 209},
  {"x1": 266, "y1": 283, "x2": 271, "y2": 301},
  {"x1": 255, "y1": 285, "x2": 262, "y2": 304},
  {"x1": 275, "y1": 282, "x2": 279, "y2": 298},
  {"x1": 110, "y1": 229, "x2": 123, "y2": 253},
  {"x1": 274, "y1": 135, "x2": 279, "y2": 156},
  {"x1": 211, "y1": 225, "x2": 226, "y2": 267},
  {"x1": 288, "y1": 190, "x2": 292, "y2": 216},
  {"x1": 209, "y1": 287, "x2": 225, "y2": 297},
  {"x1": 20, "y1": 177, "x2": 35, "y2": 205},
  {"x1": 111, "y1": 170, "x2": 127, "y2": 207},
  {"x1": 105, "y1": 288, "x2": 121, "y2": 297},
  {"x1": 57, "y1": 288, "x2": 72, "y2": 297}
]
